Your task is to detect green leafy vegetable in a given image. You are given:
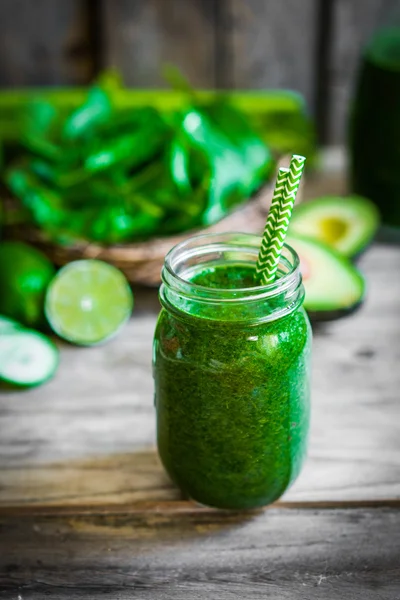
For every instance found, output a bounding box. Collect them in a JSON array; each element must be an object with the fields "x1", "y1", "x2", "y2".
[{"x1": 3, "y1": 72, "x2": 286, "y2": 244}]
